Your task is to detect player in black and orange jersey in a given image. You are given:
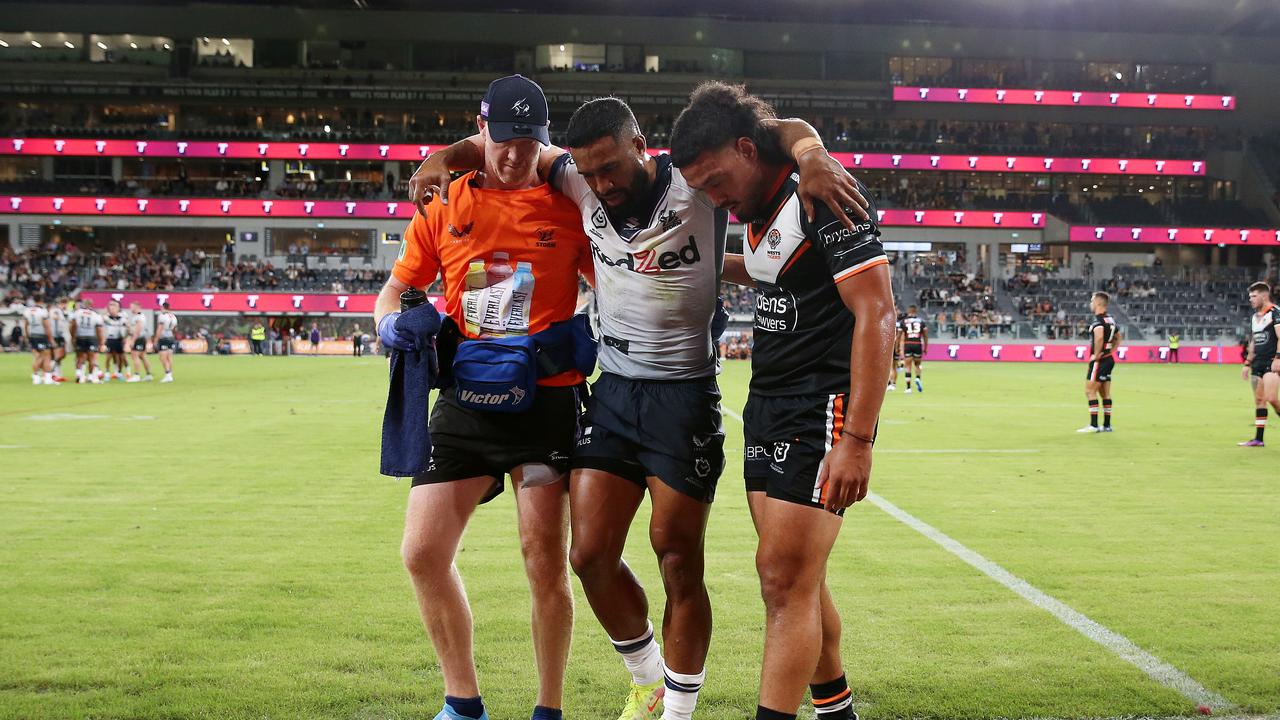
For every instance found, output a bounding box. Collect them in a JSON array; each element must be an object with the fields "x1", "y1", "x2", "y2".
[
  {"x1": 674, "y1": 82, "x2": 891, "y2": 720},
  {"x1": 900, "y1": 305, "x2": 927, "y2": 393},
  {"x1": 1079, "y1": 291, "x2": 1121, "y2": 433},
  {"x1": 1239, "y1": 282, "x2": 1280, "y2": 447},
  {"x1": 888, "y1": 308, "x2": 903, "y2": 391},
  {"x1": 373, "y1": 75, "x2": 593, "y2": 720}
]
